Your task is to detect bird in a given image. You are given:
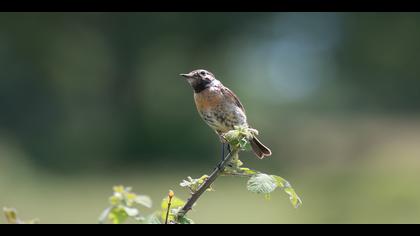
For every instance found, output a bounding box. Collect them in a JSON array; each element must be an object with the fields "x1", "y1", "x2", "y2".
[{"x1": 180, "y1": 69, "x2": 272, "y2": 159}]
